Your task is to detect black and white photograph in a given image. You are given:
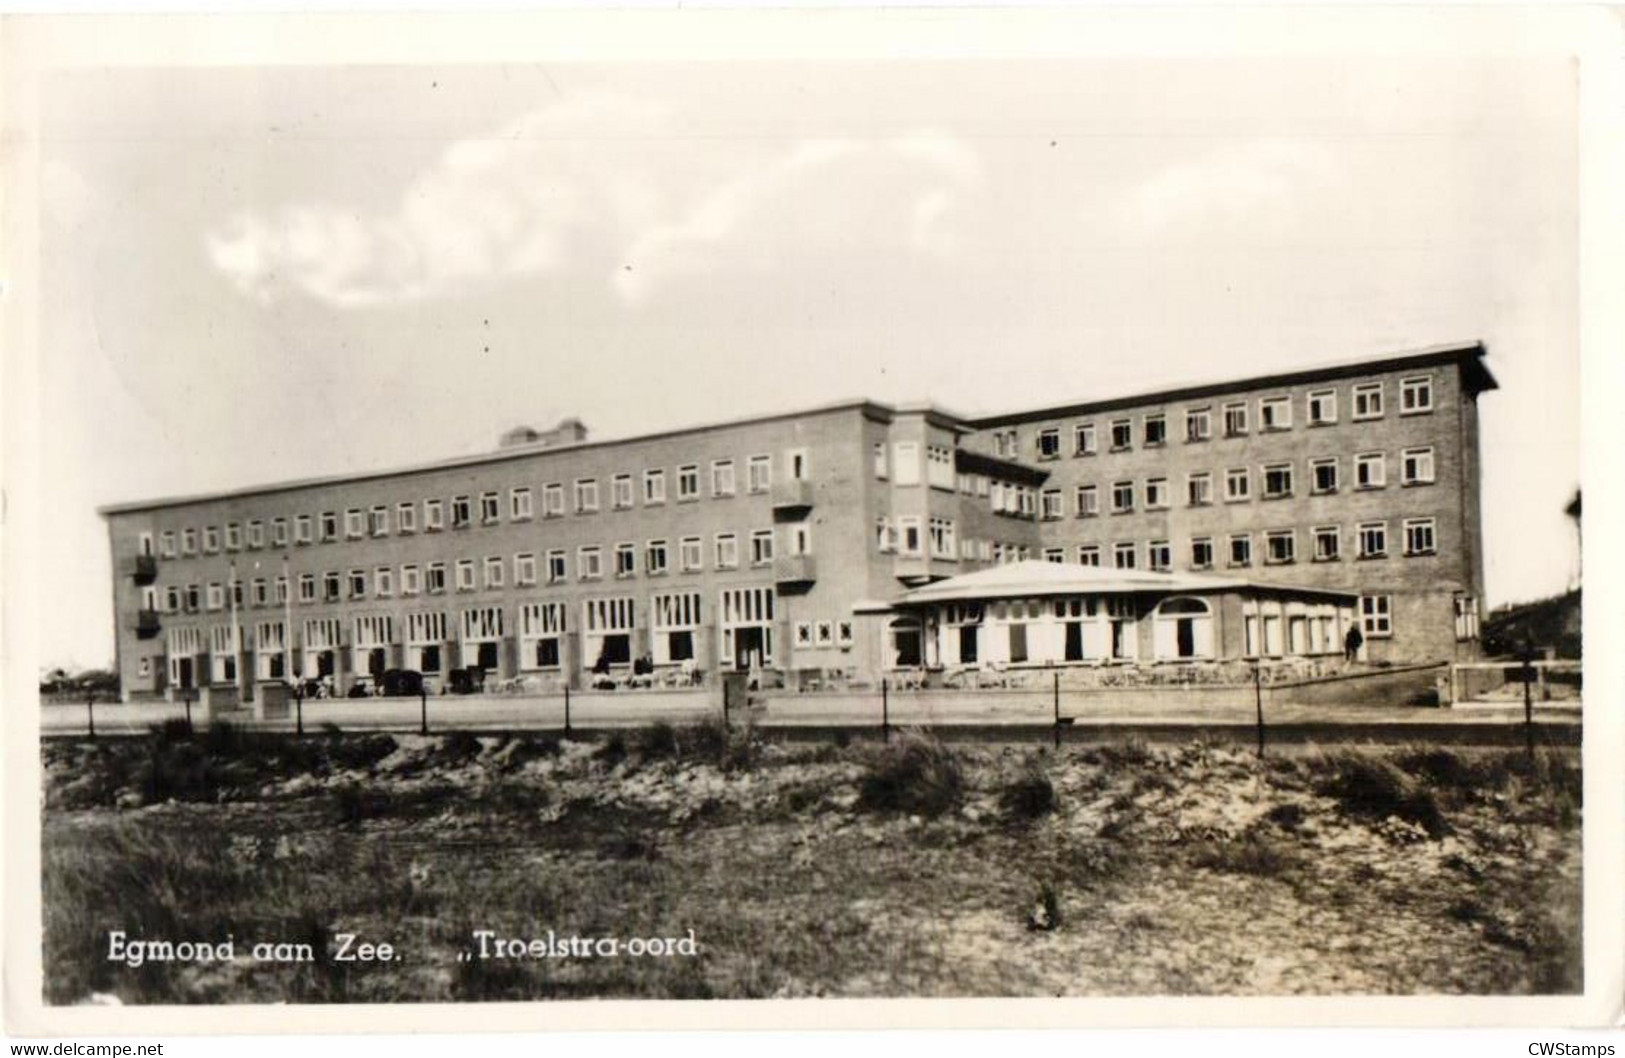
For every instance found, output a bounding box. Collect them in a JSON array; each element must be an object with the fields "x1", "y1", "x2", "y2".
[{"x1": 3, "y1": 6, "x2": 1619, "y2": 1037}]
